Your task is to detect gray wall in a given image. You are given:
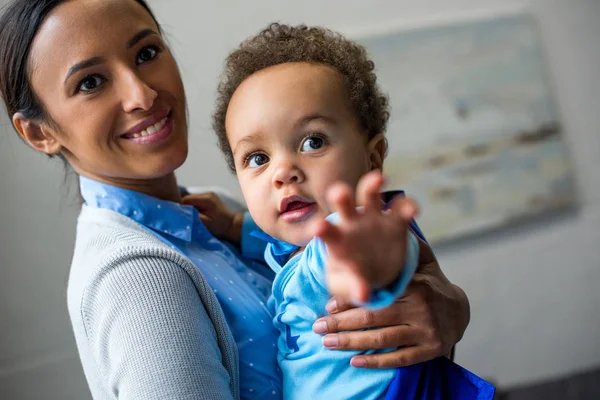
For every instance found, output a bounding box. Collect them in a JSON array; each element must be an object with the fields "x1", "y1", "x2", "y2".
[{"x1": 1, "y1": 0, "x2": 598, "y2": 398}]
